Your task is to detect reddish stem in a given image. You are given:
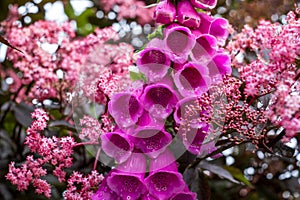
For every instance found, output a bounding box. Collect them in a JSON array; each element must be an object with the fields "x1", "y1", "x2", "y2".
[
  {"x1": 93, "y1": 147, "x2": 102, "y2": 170},
  {"x1": 73, "y1": 141, "x2": 99, "y2": 147}
]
